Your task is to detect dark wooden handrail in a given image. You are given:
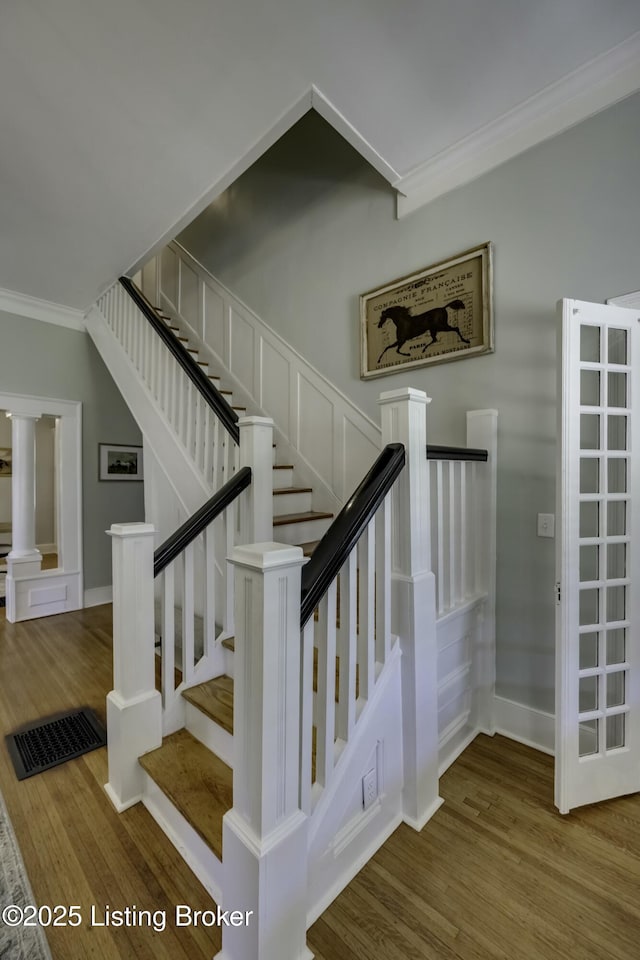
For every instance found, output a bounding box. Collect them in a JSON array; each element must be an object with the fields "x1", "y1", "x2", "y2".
[
  {"x1": 427, "y1": 444, "x2": 488, "y2": 462},
  {"x1": 154, "y1": 466, "x2": 251, "y2": 577},
  {"x1": 300, "y1": 443, "x2": 405, "y2": 628},
  {"x1": 119, "y1": 277, "x2": 240, "y2": 444}
]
